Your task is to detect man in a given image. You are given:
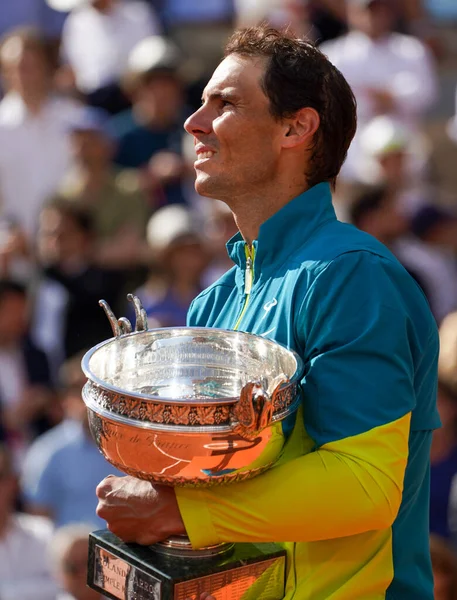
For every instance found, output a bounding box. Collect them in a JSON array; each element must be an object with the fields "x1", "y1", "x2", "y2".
[
  {"x1": 96, "y1": 26, "x2": 440, "y2": 599},
  {"x1": 0, "y1": 444, "x2": 58, "y2": 600},
  {"x1": 320, "y1": 0, "x2": 438, "y2": 181}
]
